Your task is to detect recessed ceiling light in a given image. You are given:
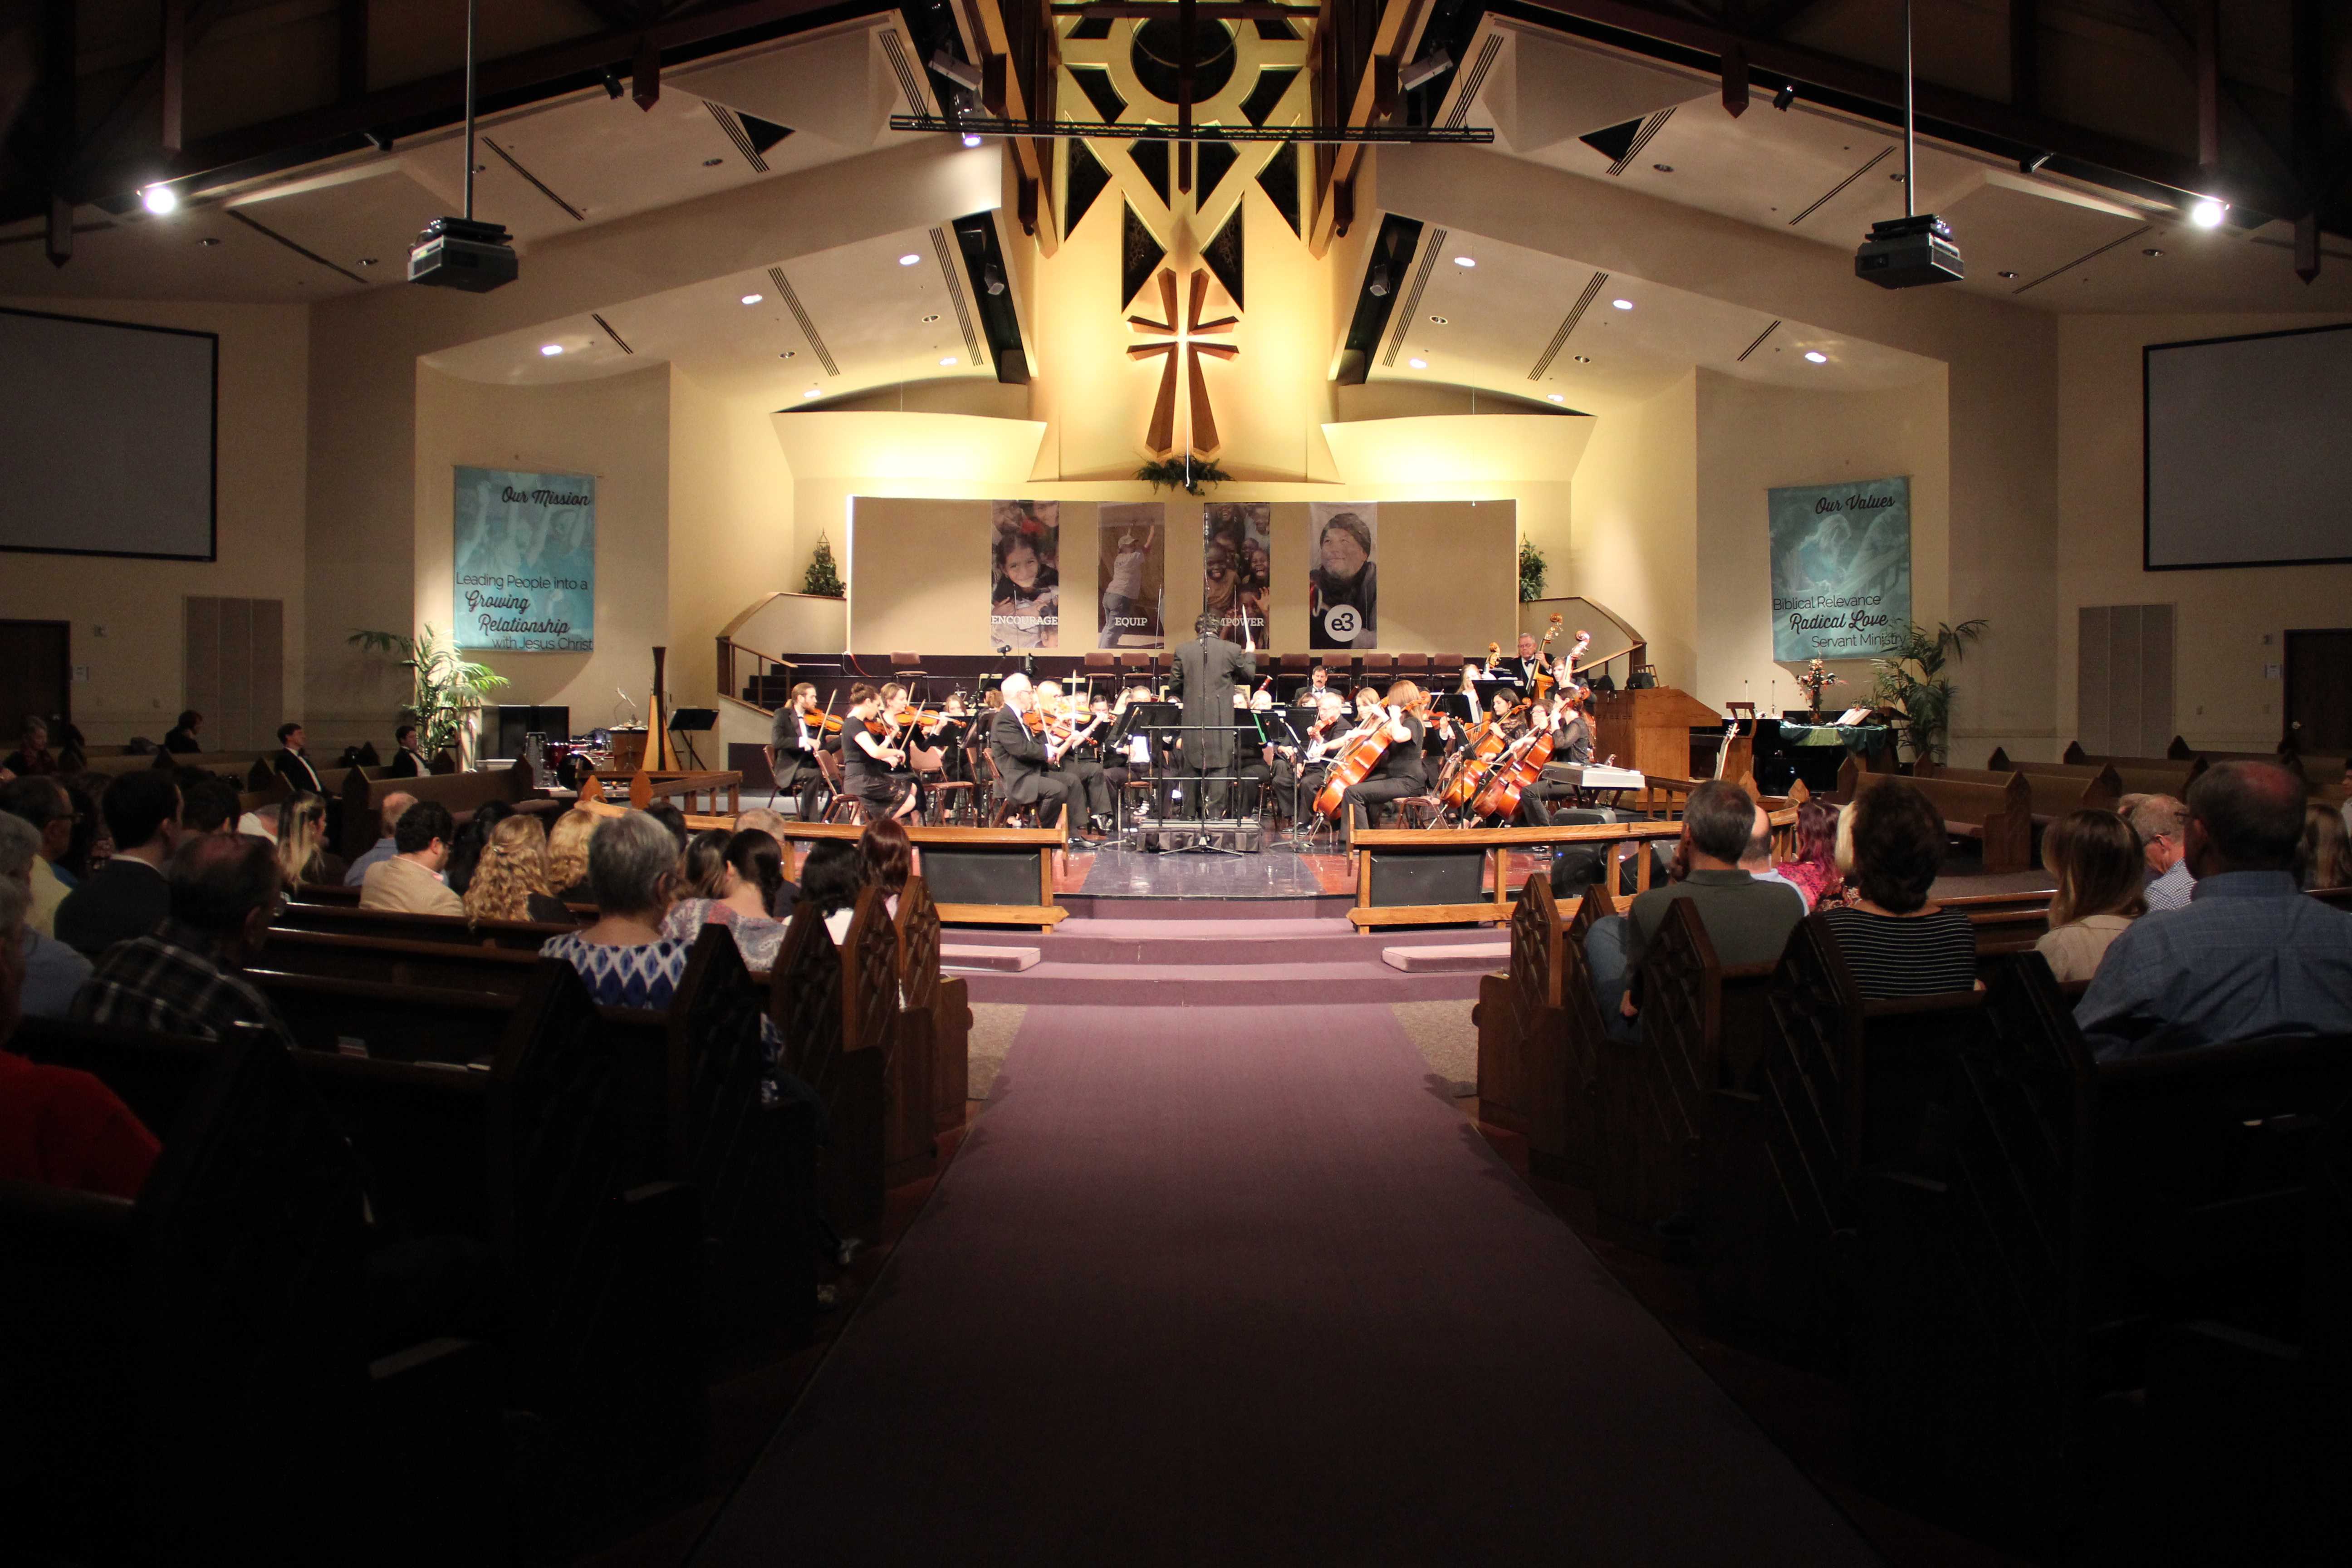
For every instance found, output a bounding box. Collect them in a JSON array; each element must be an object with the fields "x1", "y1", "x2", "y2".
[
  {"x1": 1652, "y1": 163, "x2": 1673, "y2": 173},
  {"x1": 803, "y1": 388, "x2": 821, "y2": 399},
  {"x1": 355, "y1": 256, "x2": 376, "y2": 266},
  {"x1": 1804, "y1": 351, "x2": 1828, "y2": 363},
  {"x1": 961, "y1": 132, "x2": 983, "y2": 148},
  {"x1": 703, "y1": 157, "x2": 725, "y2": 167},
  {"x1": 2143, "y1": 247, "x2": 2164, "y2": 258},
  {"x1": 540, "y1": 344, "x2": 564, "y2": 357},
  {"x1": 741, "y1": 293, "x2": 764, "y2": 305},
  {"x1": 921, "y1": 313, "x2": 940, "y2": 323},
  {"x1": 1611, "y1": 299, "x2": 1634, "y2": 310},
  {"x1": 898, "y1": 253, "x2": 921, "y2": 266},
  {"x1": 1429, "y1": 315, "x2": 1447, "y2": 324},
  {"x1": 2189, "y1": 198, "x2": 2226, "y2": 228},
  {"x1": 1572, "y1": 355, "x2": 1591, "y2": 363},
  {"x1": 141, "y1": 185, "x2": 178, "y2": 215},
  {"x1": 1452, "y1": 256, "x2": 1475, "y2": 268},
  {"x1": 1999, "y1": 270, "x2": 2019, "y2": 279},
  {"x1": 941, "y1": 356, "x2": 959, "y2": 367},
  {"x1": 1408, "y1": 357, "x2": 1427, "y2": 369},
  {"x1": 1546, "y1": 393, "x2": 1564, "y2": 403},
  {"x1": 197, "y1": 237, "x2": 221, "y2": 248}
]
